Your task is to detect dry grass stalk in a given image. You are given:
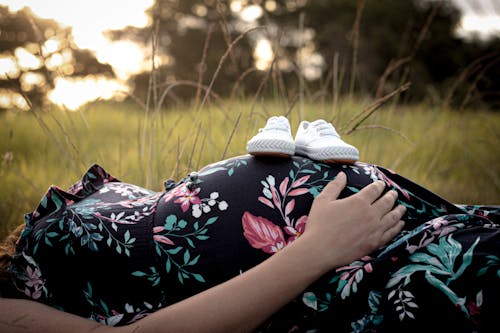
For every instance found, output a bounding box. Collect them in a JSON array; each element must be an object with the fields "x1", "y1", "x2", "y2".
[
  {"x1": 331, "y1": 52, "x2": 340, "y2": 118},
  {"x1": 375, "y1": 57, "x2": 412, "y2": 99},
  {"x1": 342, "y1": 82, "x2": 411, "y2": 135},
  {"x1": 196, "y1": 26, "x2": 265, "y2": 114},
  {"x1": 349, "y1": 0, "x2": 365, "y2": 98},
  {"x1": 459, "y1": 55, "x2": 500, "y2": 111},
  {"x1": 249, "y1": 58, "x2": 276, "y2": 116},
  {"x1": 170, "y1": 135, "x2": 182, "y2": 181},
  {"x1": 216, "y1": 1, "x2": 240, "y2": 74},
  {"x1": 284, "y1": 94, "x2": 300, "y2": 118},
  {"x1": 442, "y1": 51, "x2": 498, "y2": 110},
  {"x1": 156, "y1": 80, "x2": 228, "y2": 117},
  {"x1": 375, "y1": 3, "x2": 440, "y2": 99},
  {"x1": 195, "y1": 23, "x2": 216, "y2": 107},
  {"x1": 187, "y1": 122, "x2": 203, "y2": 171},
  {"x1": 221, "y1": 111, "x2": 243, "y2": 160},
  {"x1": 19, "y1": 91, "x2": 80, "y2": 173},
  {"x1": 195, "y1": 131, "x2": 208, "y2": 171},
  {"x1": 140, "y1": 10, "x2": 161, "y2": 186},
  {"x1": 355, "y1": 124, "x2": 415, "y2": 145},
  {"x1": 411, "y1": 3, "x2": 440, "y2": 57},
  {"x1": 230, "y1": 67, "x2": 259, "y2": 101}
]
